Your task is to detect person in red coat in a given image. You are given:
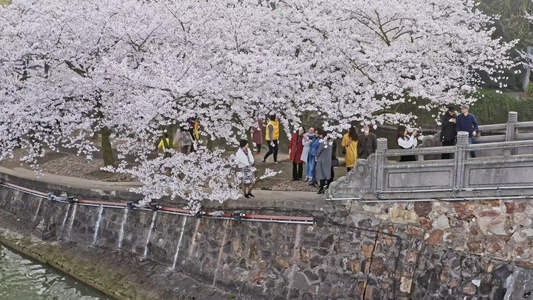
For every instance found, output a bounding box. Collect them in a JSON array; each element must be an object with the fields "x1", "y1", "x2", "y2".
[
  {"x1": 252, "y1": 119, "x2": 263, "y2": 154},
  {"x1": 289, "y1": 127, "x2": 305, "y2": 181}
]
